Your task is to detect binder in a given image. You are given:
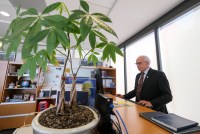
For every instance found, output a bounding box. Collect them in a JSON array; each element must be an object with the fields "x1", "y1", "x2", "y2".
[
  {"x1": 151, "y1": 113, "x2": 198, "y2": 132},
  {"x1": 139, "y1": 112, "x2": 200, "y2": 134}
]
